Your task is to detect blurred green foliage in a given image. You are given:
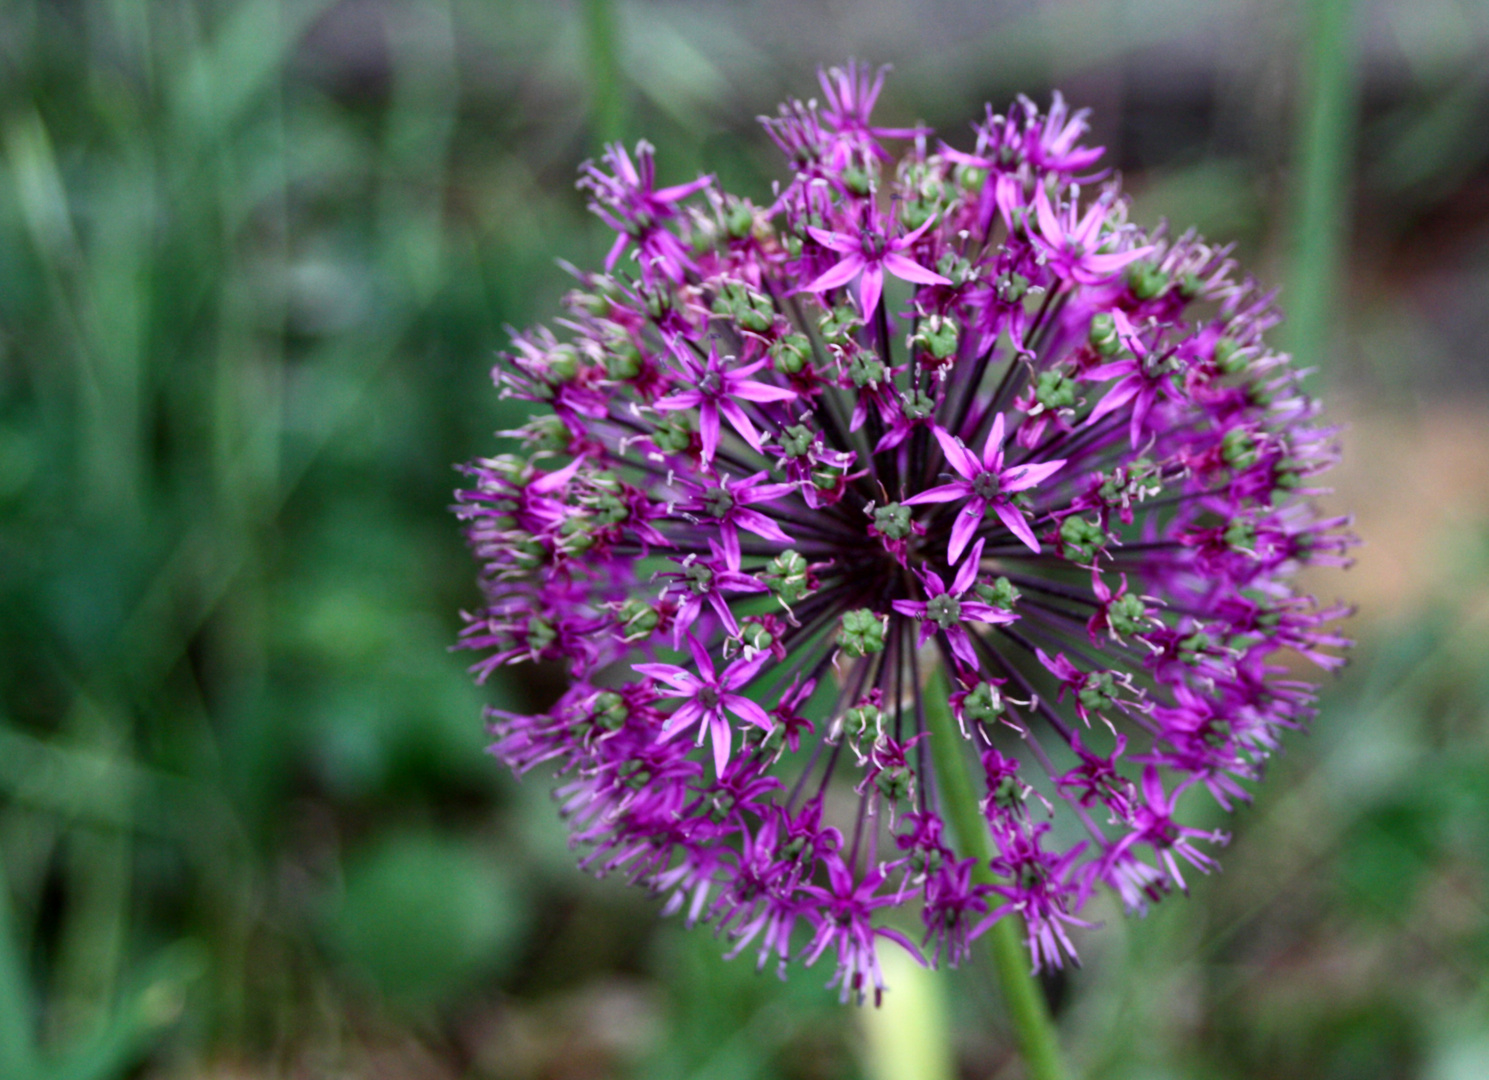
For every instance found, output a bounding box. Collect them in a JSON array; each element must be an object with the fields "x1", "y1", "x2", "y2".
[{"x1": 0, "y1": 0, "x2": 1485, "y2": 1078}]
